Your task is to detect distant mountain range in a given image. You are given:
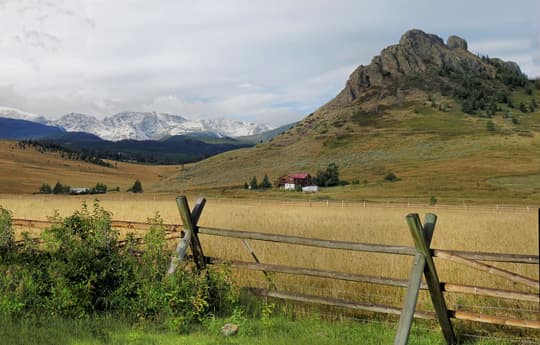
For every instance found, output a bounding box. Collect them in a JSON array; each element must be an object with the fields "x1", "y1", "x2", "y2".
[
  {"x1": 0, "y1": 106, "x2": 293, "y2": 164},
  {"x1": 0, "y1": 107, "x2": 274, "y2": 141}
]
